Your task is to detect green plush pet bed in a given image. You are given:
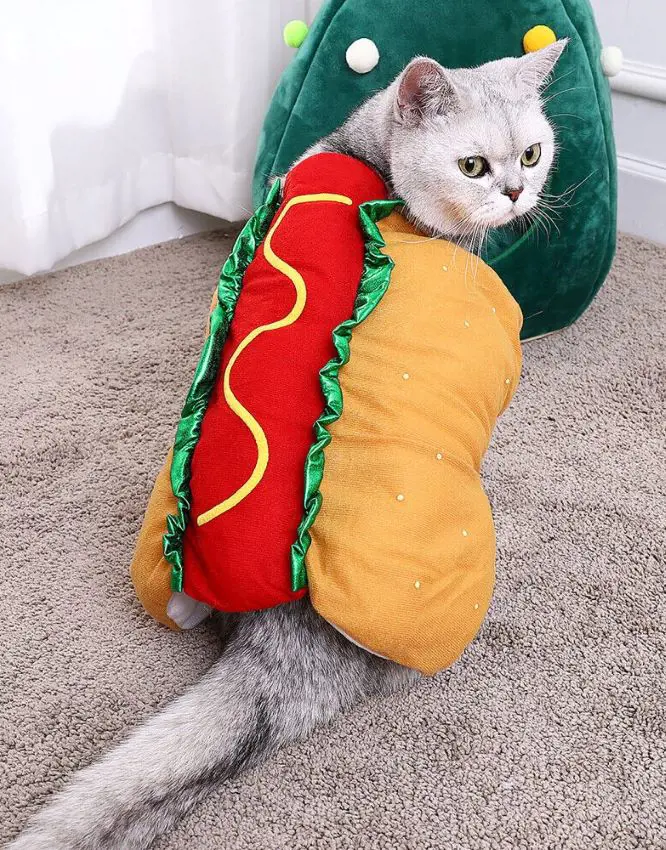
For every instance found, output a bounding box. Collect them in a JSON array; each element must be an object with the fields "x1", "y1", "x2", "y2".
[{"x1": 253, "y1": 0, "x2": 618, "y2": 340}]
